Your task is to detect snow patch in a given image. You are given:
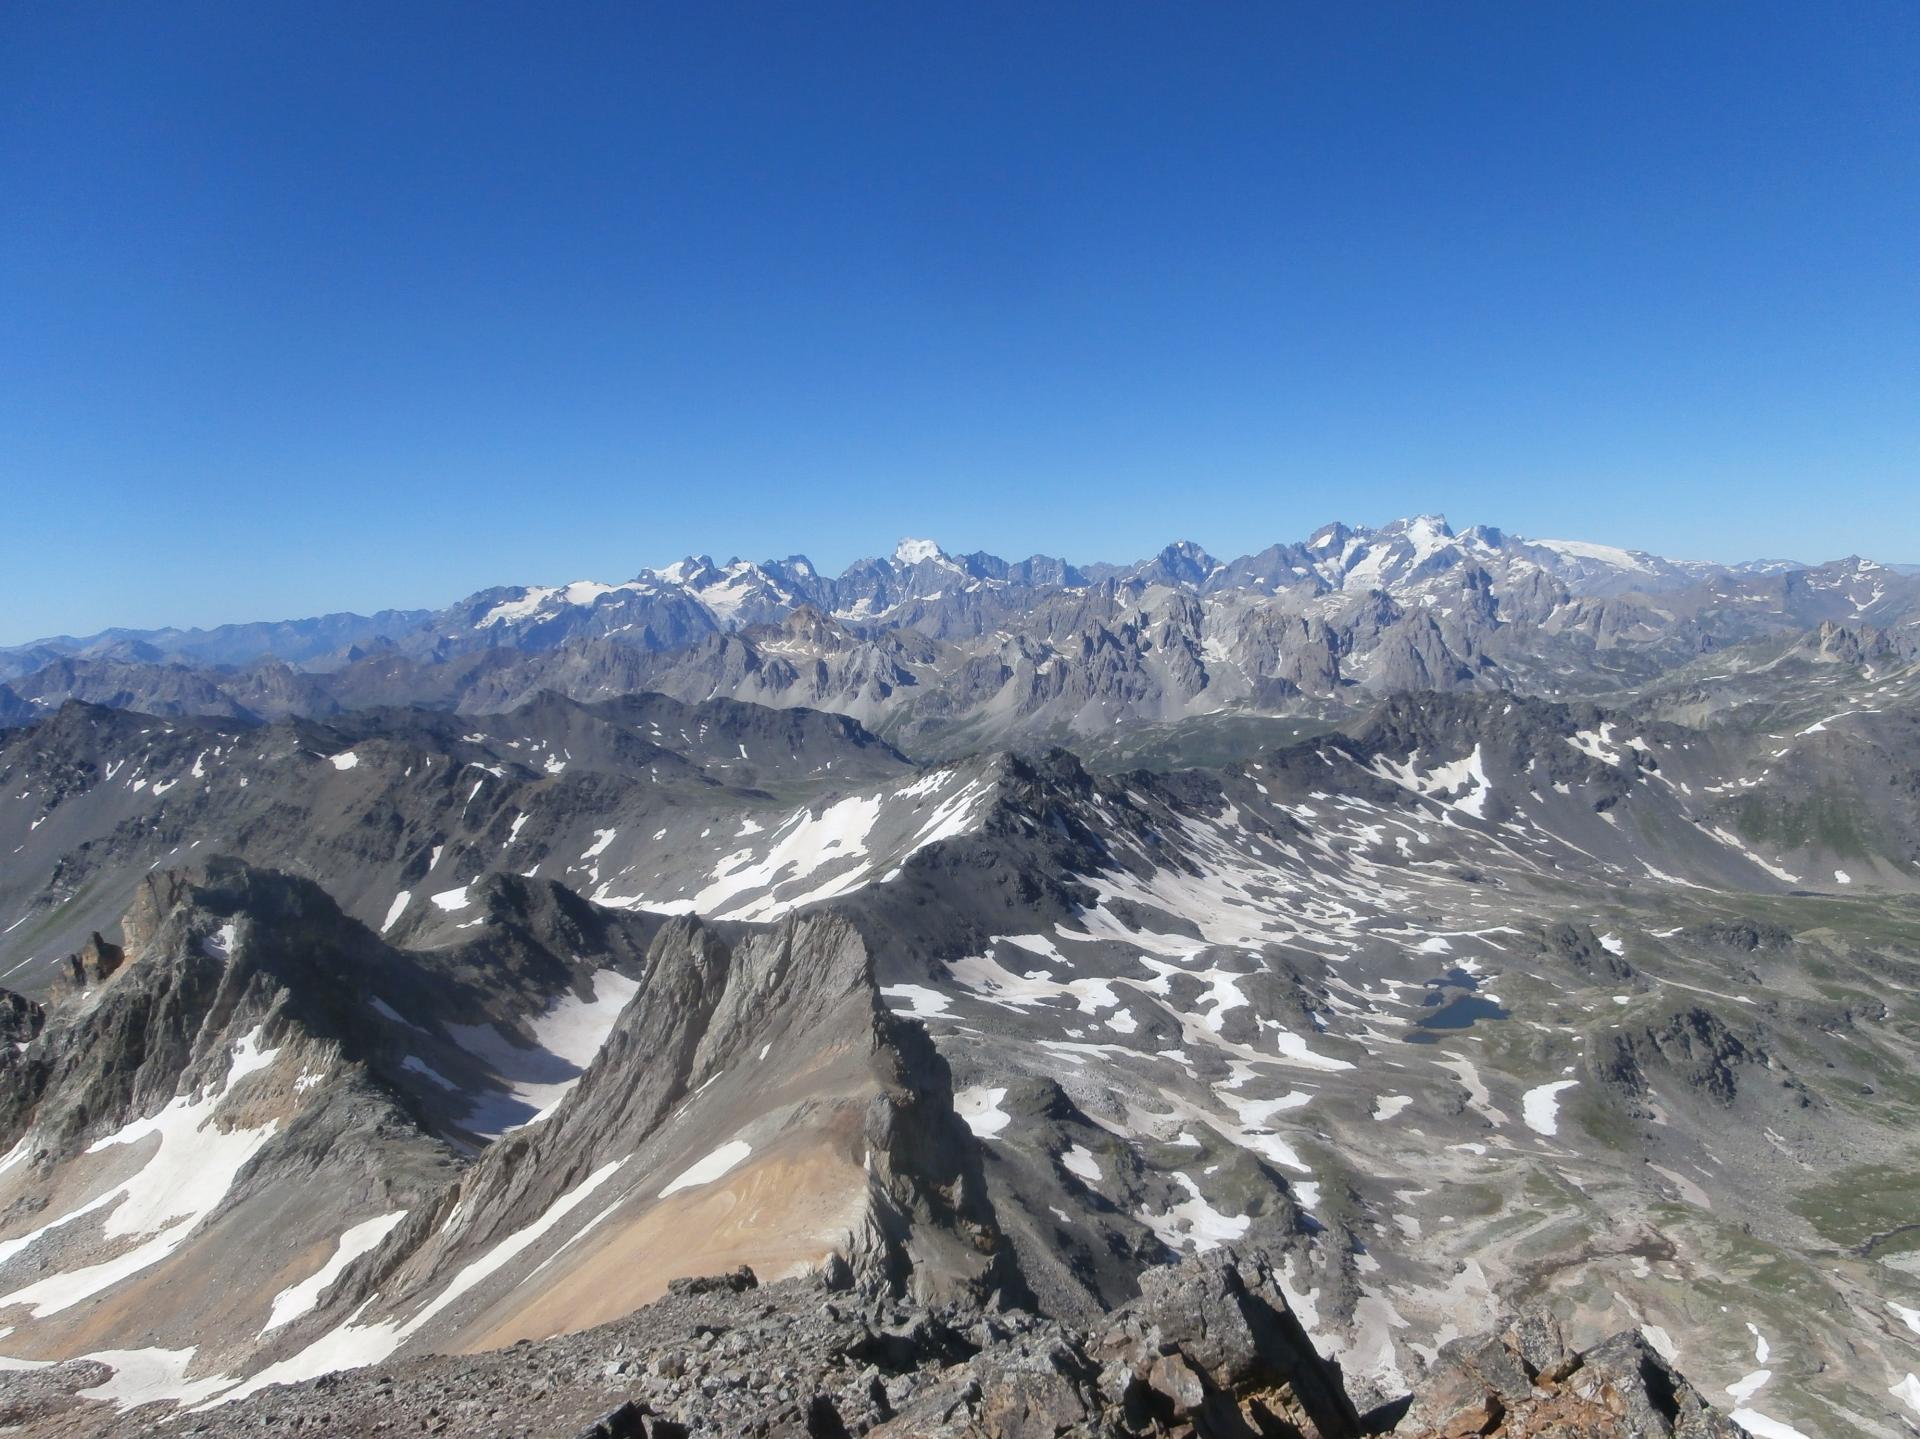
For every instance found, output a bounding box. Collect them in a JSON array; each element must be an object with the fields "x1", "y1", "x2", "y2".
[
  {"x1": 262, "y1": 1212, "x2": 408, "y2": 1333},
  {"x1": 658, "y1": 1140, "x2": 753, "y2": 1197},
  {"x1": 880, "y1": 984, "x2": 951, "y2": 1019},
  {"x1": 1061, "y1": 1144, "x2": 1102, "y2": 1184},
  {"x1": 1137, "y1": 1173, "x2": 1250, "y2": 1253},
  {"x1": 1728, "y1": 1410, "x2": 1812, "y2": 1439},
  {"x1": 1891, "y1": 1374, "x2": 1920, "y2": 1417},
  {"x1": 1521, "y1": 1080, "x2": 1579, "y2": 1136},
  {"x1": 380, "y1": 891, "x2": 411, "y2": 934},
  {"x1": 954, "y1": 1087, "x2": 1011, "y2": 1139},
  {"x1": 450, "y1": 969, "x2": 642, "y2": 1137},
  {"x1": 75, "y1": 1346, "x2": 236, "y2": 1409}
]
